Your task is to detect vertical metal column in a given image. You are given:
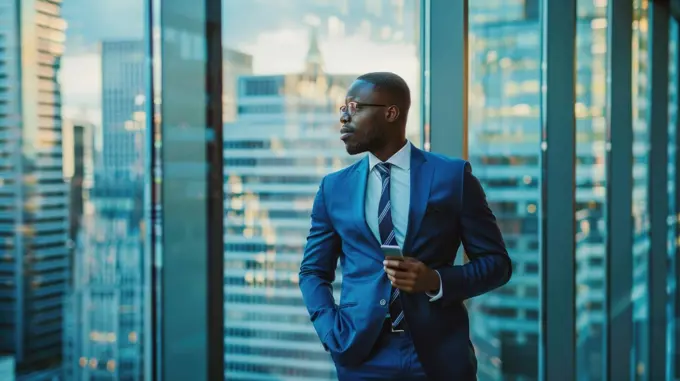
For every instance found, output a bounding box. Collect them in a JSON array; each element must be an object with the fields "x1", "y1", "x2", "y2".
[
  {"x1": 674, "y1": 18, "x2": 680, "y2": 381},
  {"x1": 155, "y1": 0, "x2": 224, "y2": 379},
  {"x1": 605, "y1": 1, "x2": 634, "y2": 379},
  {"x1": 205, "y1": 0, "x2": 225, "y2": 379},
  {"x1": 540, "y1": 0, "x2": 577, "y2": 379},
  {"x1": 428, "y1": 0, "x2": 467, "y2": 159},
  {"x1": 647, "y1": 1, "x2": 670, "y2": 379}
]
